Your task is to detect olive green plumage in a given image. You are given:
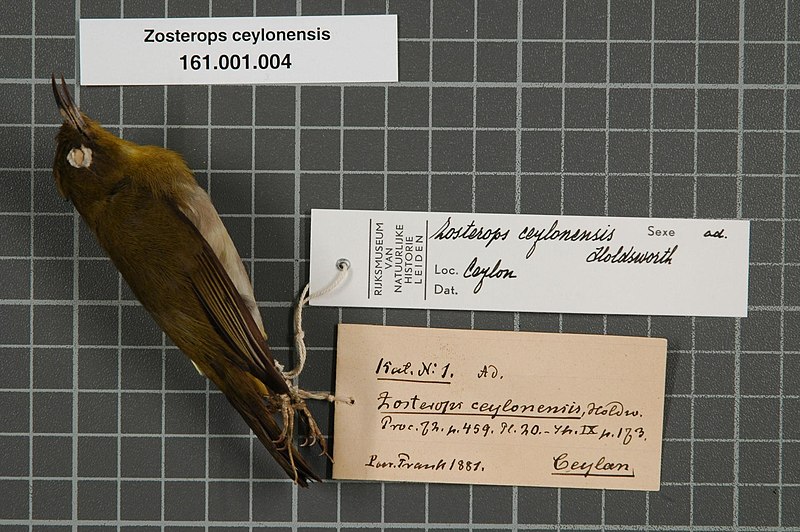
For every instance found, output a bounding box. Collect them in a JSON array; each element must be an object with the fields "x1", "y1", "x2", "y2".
[{"x1": 52, "y1": 76, "x2": 322, "y2": 486}]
